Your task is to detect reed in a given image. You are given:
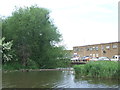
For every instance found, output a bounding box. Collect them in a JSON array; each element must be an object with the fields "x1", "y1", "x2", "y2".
[{"x1": 74, "y1": 61, "x2": 119, "y2": 79}]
